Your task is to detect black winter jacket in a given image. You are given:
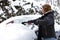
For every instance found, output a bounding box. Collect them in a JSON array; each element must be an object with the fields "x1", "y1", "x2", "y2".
[{"x1": 28, "y1": 10, "x2": 56, "y2": 38}]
